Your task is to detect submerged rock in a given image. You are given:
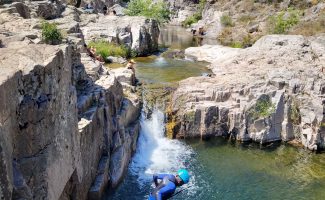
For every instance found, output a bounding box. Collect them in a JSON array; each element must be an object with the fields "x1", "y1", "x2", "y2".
[
  {"x1": 106, "y1": 56, "x2": 127, "y2": 64},
  {"x1": 172, "y1": 35, "x2": 325, "y2": 150},
  {"x1": 162, "y1": 49, "x2": 185, "y2": 59}
]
